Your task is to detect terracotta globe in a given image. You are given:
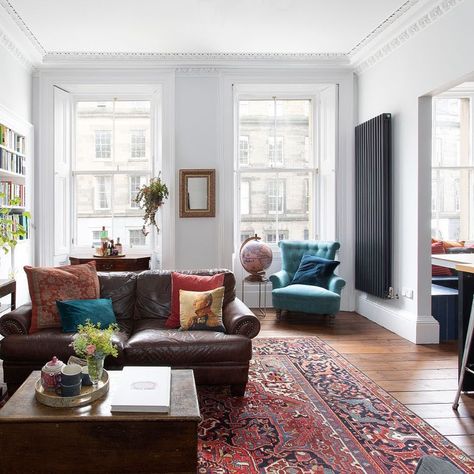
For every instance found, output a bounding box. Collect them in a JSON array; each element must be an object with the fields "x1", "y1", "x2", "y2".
[{"x1": 239, "y1": 234, "x2": 273, "y2": 281}]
